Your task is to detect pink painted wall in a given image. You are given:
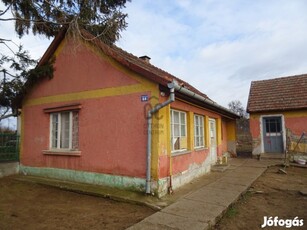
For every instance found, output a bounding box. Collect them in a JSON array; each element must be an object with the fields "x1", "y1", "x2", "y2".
[
  {"x1": 22, "y1": 39, "x2": 151, "y2": 178},
  {"x1": 249, "y1": 112, "x2": 307, "y2": 154},
  {"x1": 171, "y1": 150, "x2": 210, "y2": 175},
  {"x1": 285, "y1": 116, "x2": 307, "y2": 135},
  {"x1": 26, "y1": 39, "x2": 138, "y2": 100},
  {"x1": 158, "y1": 155, "x2": 170, "y2": 178},
  {"x1": 250, "y1": 113, "x2": 307, "y2": 138},
  {"x1": 158, "y1": 99, "x2": 225, "y2": 178},
  {"x1": 250, "y1": 116, "x2": 261, "y2": 139}
]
